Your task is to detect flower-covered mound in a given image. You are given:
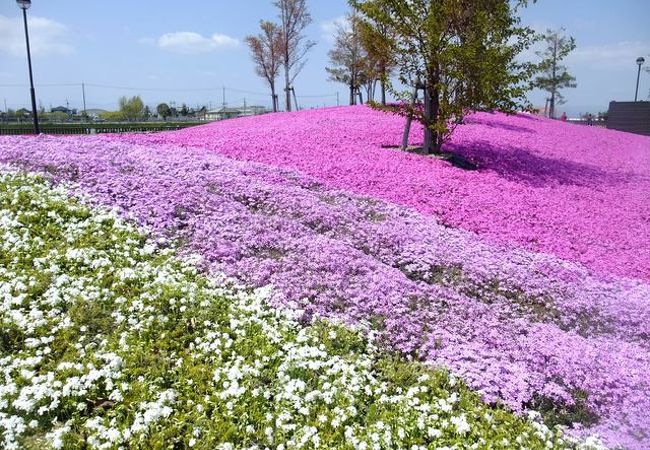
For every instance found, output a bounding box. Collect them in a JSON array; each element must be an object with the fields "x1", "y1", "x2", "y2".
[
  {"x1": 0, "y1": 171, "x2": 593, "y2": 450},
  {"x1": 118, "y1": 106, "x2": 650, "y2": 282},
  {"x1": 0, "y1": 131, "x2": 648, "y2": 450}
]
